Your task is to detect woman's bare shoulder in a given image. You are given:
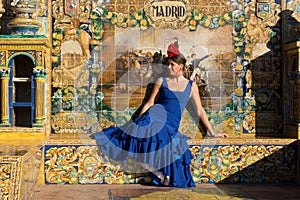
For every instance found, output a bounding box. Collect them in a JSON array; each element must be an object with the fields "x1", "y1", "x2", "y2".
[
  {"x1": 191, "y1": 81, "x2": 199, "y2": 91},
  {"x1": 155, "y1": 77, "x2": 164, "y2": 84}
]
